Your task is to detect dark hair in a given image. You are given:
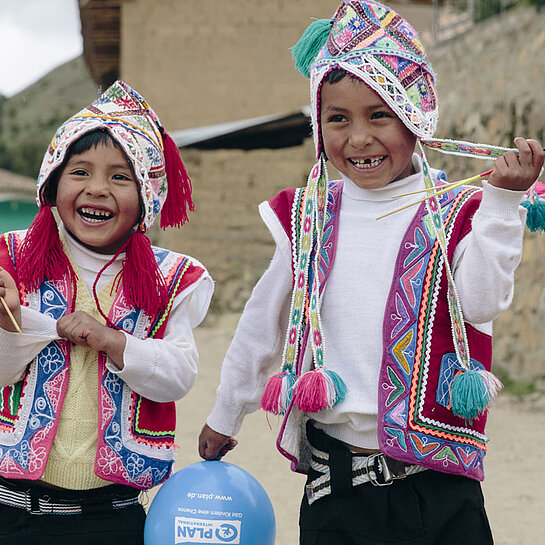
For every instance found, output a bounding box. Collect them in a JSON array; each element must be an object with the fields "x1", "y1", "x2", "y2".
[
  {"x1": 324, "y1": 68, "x2": 355, "y2": 85},
  {"x1": 42, "y1": 129, "x2": 121, "y2": 204},
  {"x1": 67, "y1": 128, "x2": 116, "y2": 156}
]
